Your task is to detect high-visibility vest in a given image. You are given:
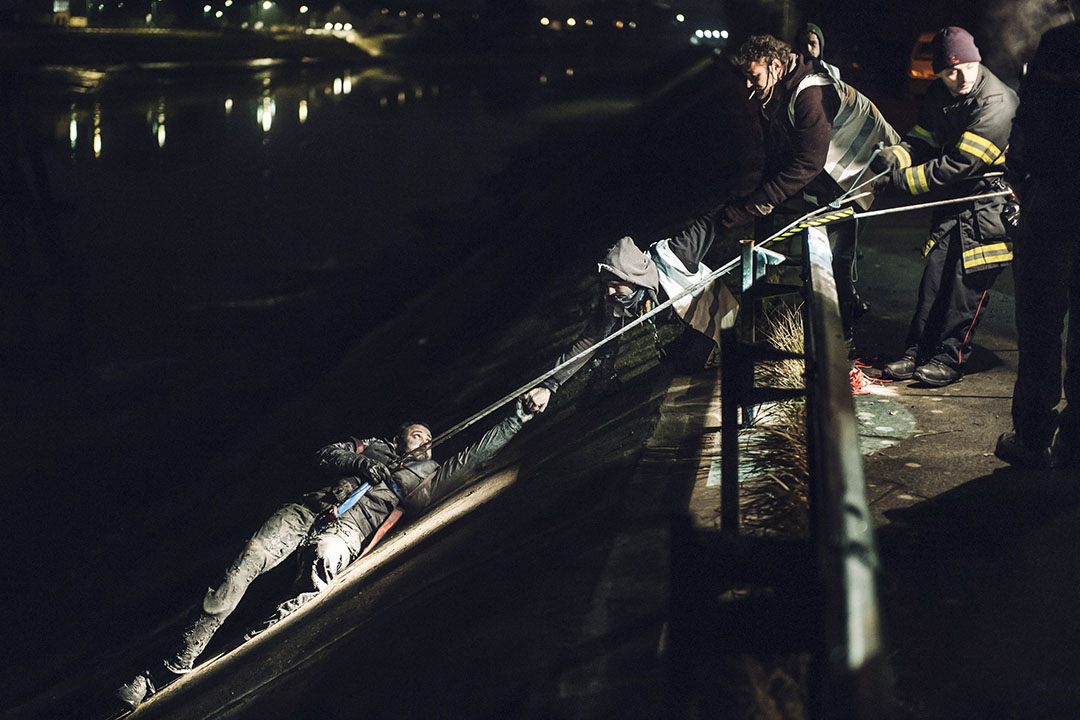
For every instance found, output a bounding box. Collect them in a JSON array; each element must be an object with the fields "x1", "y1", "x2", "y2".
[{"x1": 788, "y1": 73, "x2": 900, "y2": 209}]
